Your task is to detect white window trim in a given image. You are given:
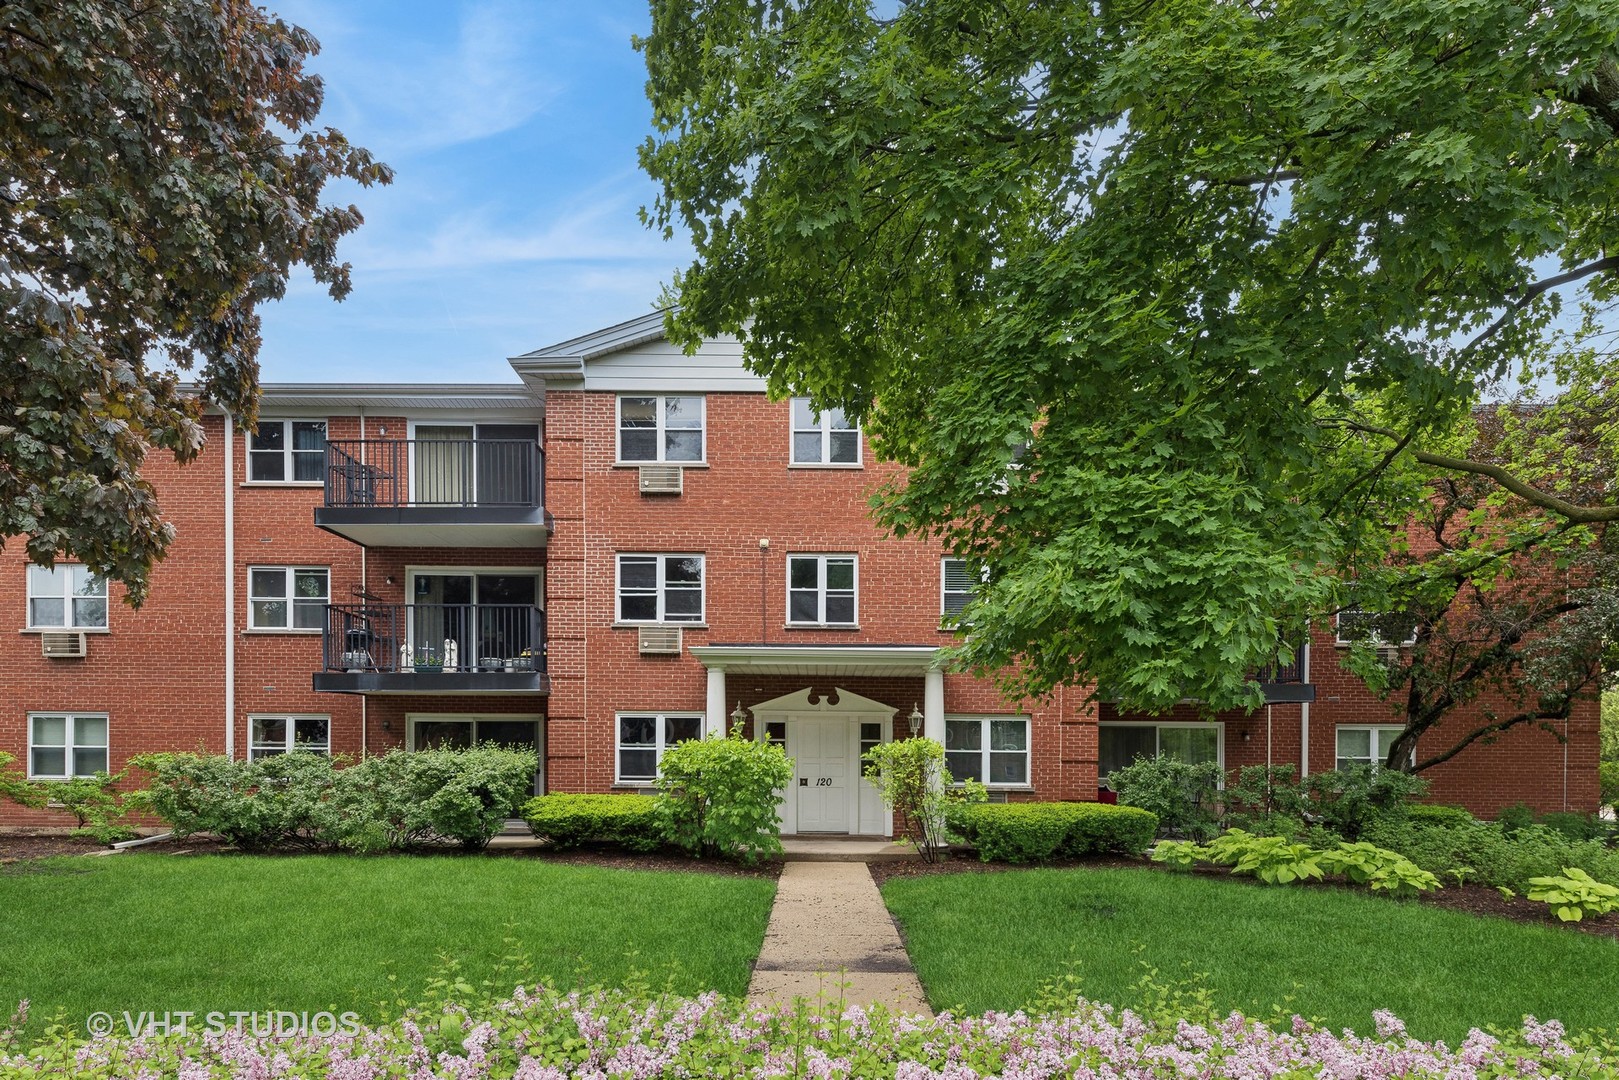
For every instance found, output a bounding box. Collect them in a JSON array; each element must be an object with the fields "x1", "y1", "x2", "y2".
[
  {"x1": 1334, "y1": 724, "x2": 1412, "y2": 771},
  {"x1": 614, "y1": 711, "x2": 704, "y2": 786},
  {"x1": 246, "y1": 566, "x2": 330, "y2": 632},
  {"x1": 1098, "y1": 721, "x2": 1226, "y2": 781},
  {"x1": 942, "y1": 714, "x2": 1032, "y2": 788},
  {"x1": 940, "y1": 557, "x2": 985, "y2": 621},
  {"x1": 27, "y1": 712, "x2": 110, "y2": 780},
  {"x1": 1333, "y1": 607, "x2": 1418, "y2": 647},
  {"x1": 24, "y1": 564, "x2": 108, "y2": 631},
  {"x1": 787, "y1": 397, "x2": 863, "y2": 468},
  {"x1": 615, "y1": 394, "x2": 707, "y2": 465},
  {"x1": 246, "y1": 419, "x2": 328, "y2": 485},
  {"x1": 615, "y1": 554, "x2": 705, "y2": 625},
  {"x1": 786, "y1": 553, "x2": 859, "y2": 627},
  {"x1": 247, "y1": 714, "x2": 332, "y2": 761}
]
